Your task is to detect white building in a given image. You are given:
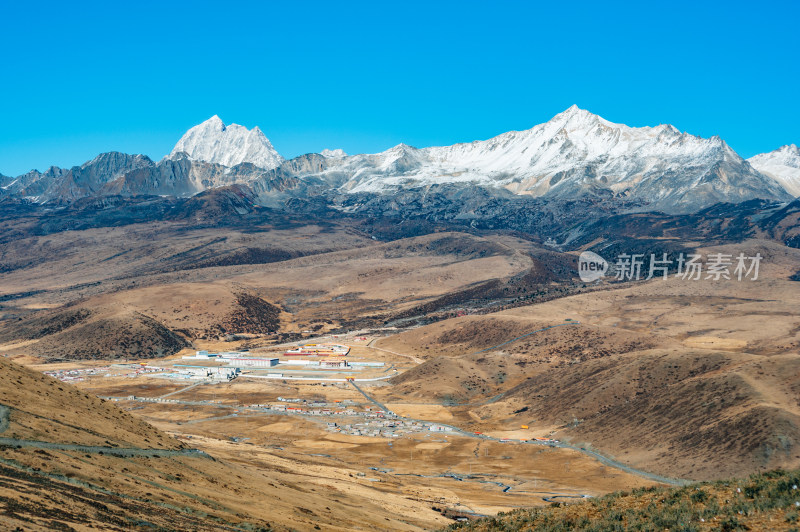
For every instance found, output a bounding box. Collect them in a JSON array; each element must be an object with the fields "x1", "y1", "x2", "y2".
[
  {"x1": 224, "y1": 357, "x2": 279, "y2": 368},
  {"x1": 182, "y1": 350, "x2": 218, "y2": 360}
]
